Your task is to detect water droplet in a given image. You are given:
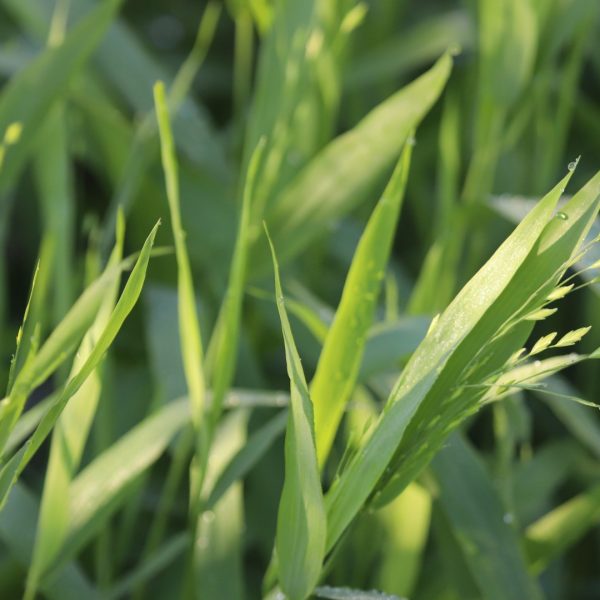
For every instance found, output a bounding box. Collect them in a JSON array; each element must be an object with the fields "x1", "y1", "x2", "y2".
[
  {"x1": 407, "y1": 135, "x2": 416, "y2": 146},
  {"x1": 568, "y1": 156, "x2": 580, "y2": 172},
  {"x1": 503, "y1": 513, "x2": 514, "y2": 524},
  {"x1": 556, "y1": 211, "x2": 569, "y2": 221},
  {"x1": 202, "y1": 510, "x2": 215, "y2": 524}
]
